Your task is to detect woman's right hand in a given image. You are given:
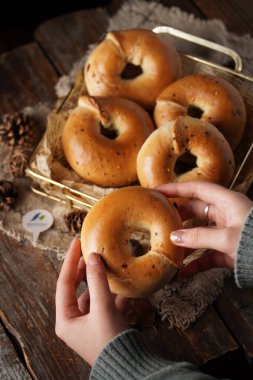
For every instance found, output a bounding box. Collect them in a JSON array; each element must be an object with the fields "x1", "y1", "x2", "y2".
[{"x1": 157, "y1": 181, "x2": 253, "y2": 277}]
